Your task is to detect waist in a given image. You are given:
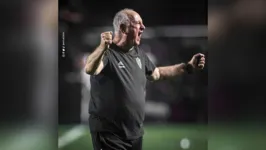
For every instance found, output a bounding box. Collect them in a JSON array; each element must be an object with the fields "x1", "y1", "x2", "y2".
[{"x1": 89, "y1": 114, "x2": 144, "y2": 140}]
